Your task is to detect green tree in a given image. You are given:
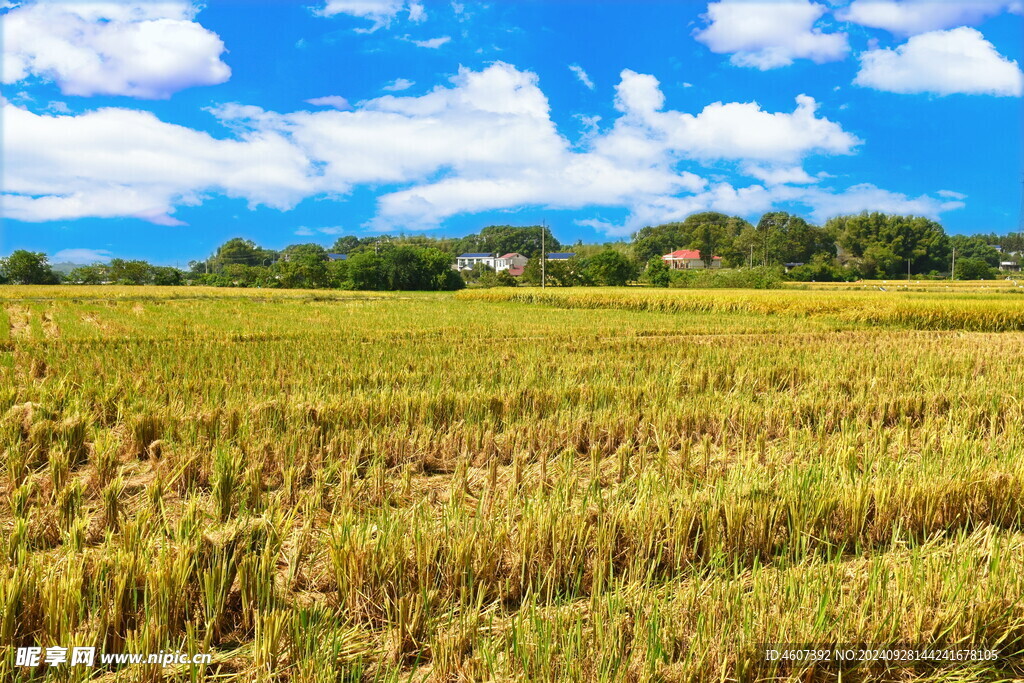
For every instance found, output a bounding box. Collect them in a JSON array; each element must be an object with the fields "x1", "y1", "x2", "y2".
[
  {"x1": 954, "y1": 257, "x2": 996, "y2": 280},
  {"x1": 643, "y1": 257, "x2": 671, "y2": 287},
  {"x1": 750, "y1": 211, "x2": 835, "y2": 266},
  {"x1": 107, "y1": 259, "x2": 153, "y2": 285},
  {"x1": 150, "y1": 266, "x2": 184, "y2": 286},
  {"x1": 345, "y1": 252, "x2": 385, "y2": 290},
  {"x1": 276, "y1": 244, "x2": 329, "y2": 288},
  {"x1": 214, "y1": 238, "x2": 276, "y2": 270},
  {"x1": 690, "y1": 223, "x2": 727, "y2": 269},
  {"x1": 633, "y1": 212, "x2": 751, "y2": 266},
  {"x1": 582, "y1": 249, "x2": 637, "y2": 286},
  {"x1": 949, "y1": 235, "x2": 1000, "y2": 267},
  {"x1": 65, "y1": 264, "x2": 108, "y2": 284},
  {"x1": 0, "y1": 250, "x2": 60, "y2": 284},
  {"x1": 829, "y1": 213, "x2": 949, "y2": 278}
]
